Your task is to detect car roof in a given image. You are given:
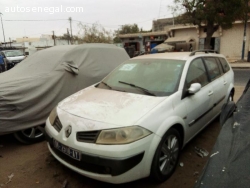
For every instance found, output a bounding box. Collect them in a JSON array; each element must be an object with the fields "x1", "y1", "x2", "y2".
[{"x1": 132, "y1": 52, "x2": 226, "y2": 61}]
